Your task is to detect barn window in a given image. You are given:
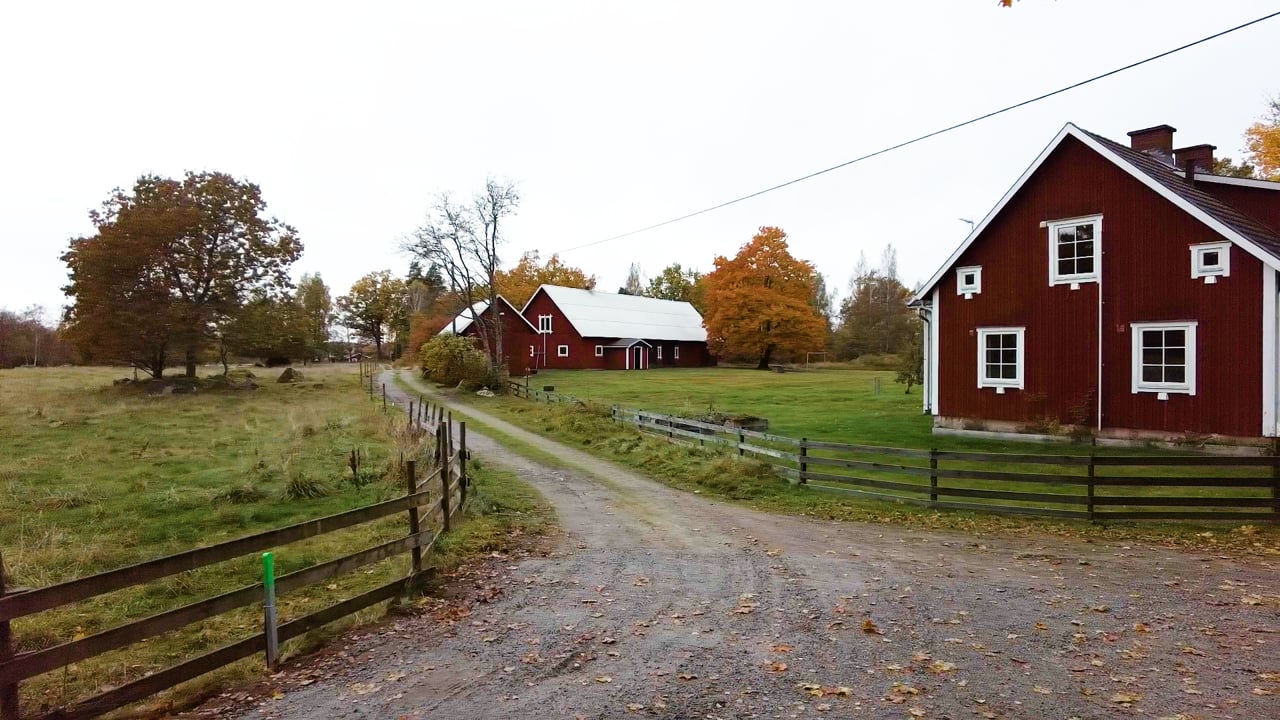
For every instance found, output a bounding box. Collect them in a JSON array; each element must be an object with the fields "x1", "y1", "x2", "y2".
[
  {"x1": 956, "y1": 266, "x2": 981, "y2": 299},
  {"x1": 1190, "y1": 242, "x2": 1231, "y2": 283},
  {"x1": 656, "y1": 346, "x2": 663, "y2": 360},
  {"x1": 1131, "y1": 321, "x2": 1196, "y2": 397},
  {"x1": 557, "y1": 344, "x2": 569, "y2": 357},
  {"x1": 595, "y1": 345, "x2": 604, "y2": 357},
  {"x1": 976, "y1": 327, "x2": 1024, "y2": 392},
  {"x1": 674, "y1": 346, "x2": 680, "y2": 360},
  {"x1": 538, "y1": 315, "x2": 553, "y2": 333},
  {"x1": 1047, "y1": 215, "x2": 1101, "y2": 287}
]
